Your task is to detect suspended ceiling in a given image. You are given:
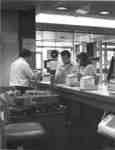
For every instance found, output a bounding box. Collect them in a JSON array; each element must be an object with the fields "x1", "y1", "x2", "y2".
[
  {"x1": 3, "y1": 0, "x2": 115, "y2": 44},
  {"x1": 2, "y1": 0, "x2": 115, "y2": 19}
]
